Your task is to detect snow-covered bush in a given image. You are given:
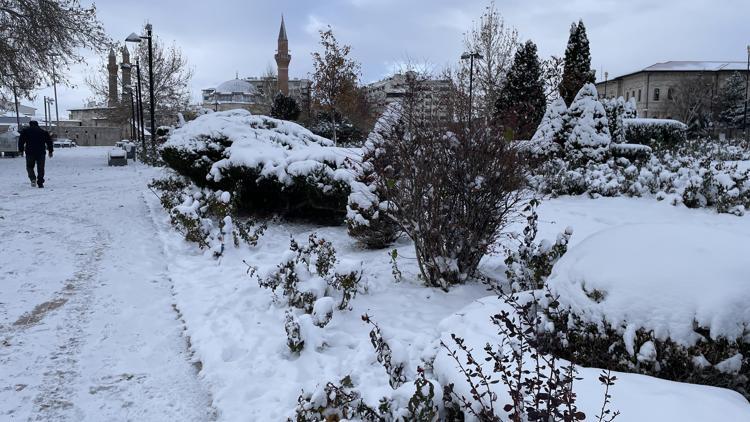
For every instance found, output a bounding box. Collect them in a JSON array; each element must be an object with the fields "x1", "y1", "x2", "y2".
[
  {"x1": 529, "y1": 142, "x2": 750, "y2": 216},
  {"x1": 504, "y1": 199, "x2": 573, "y2": 292},
  {"x1": 346, "y1": 104, "x2": 403, "y2": 249},
  {"x1": 160, "y1": 110, "x2": 357, "y2": 223},
  {"x1": 563, "y1": 83, "x2": 612, "y2": 164},
  {"x1": 149, "y1": 175, "x2": 266, "y2": 256},
  {"x1": 369, "y1": 76, "x2": 526, "y2": 289},
  {"x1": 623, "y1": 118, "x2": 687, "y2": 147},
  {"x1": 530, "y1": 98, "x2": 567, "y2": 157},
  {"x1": 441, "y1": 291, "x2": 619, "y2": 422},
  {"x1": 362, "y1": 314, "x2": 408, "y2": 389},
  {"x1": 601, "y1": 96, "x2": 636, "y2": 144},
  {"x1": 540, "y1": 224, "x2": 750, "y2": 398},
  {"x1": 257, "y1": 234, "x2": 364, "y2": 314},
  {"x1": 284, "y1": 311, "x2": 305, "y2": 354}
]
